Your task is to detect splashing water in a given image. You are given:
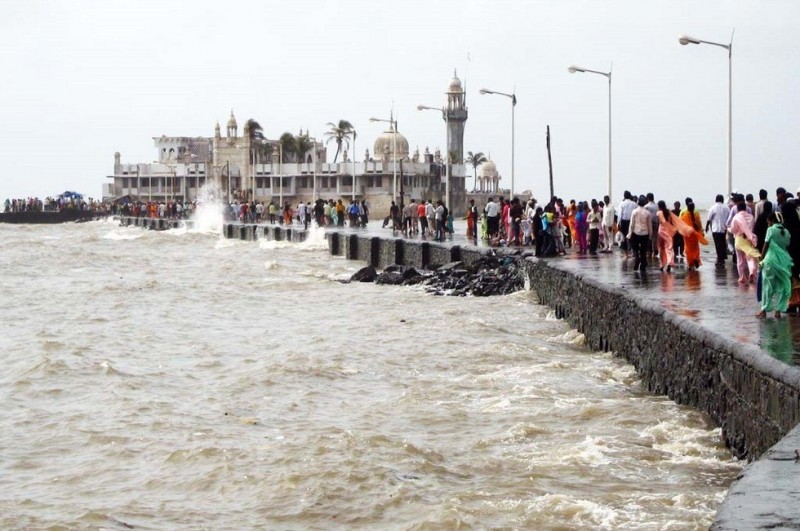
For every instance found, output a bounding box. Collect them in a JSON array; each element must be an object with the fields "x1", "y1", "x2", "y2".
[
  {"x1": 191, "y1": 183, "x2": 225, "y2": 234},
  {"x1": 298, "y1": 222, "x2": 328, "y2": 250}
]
